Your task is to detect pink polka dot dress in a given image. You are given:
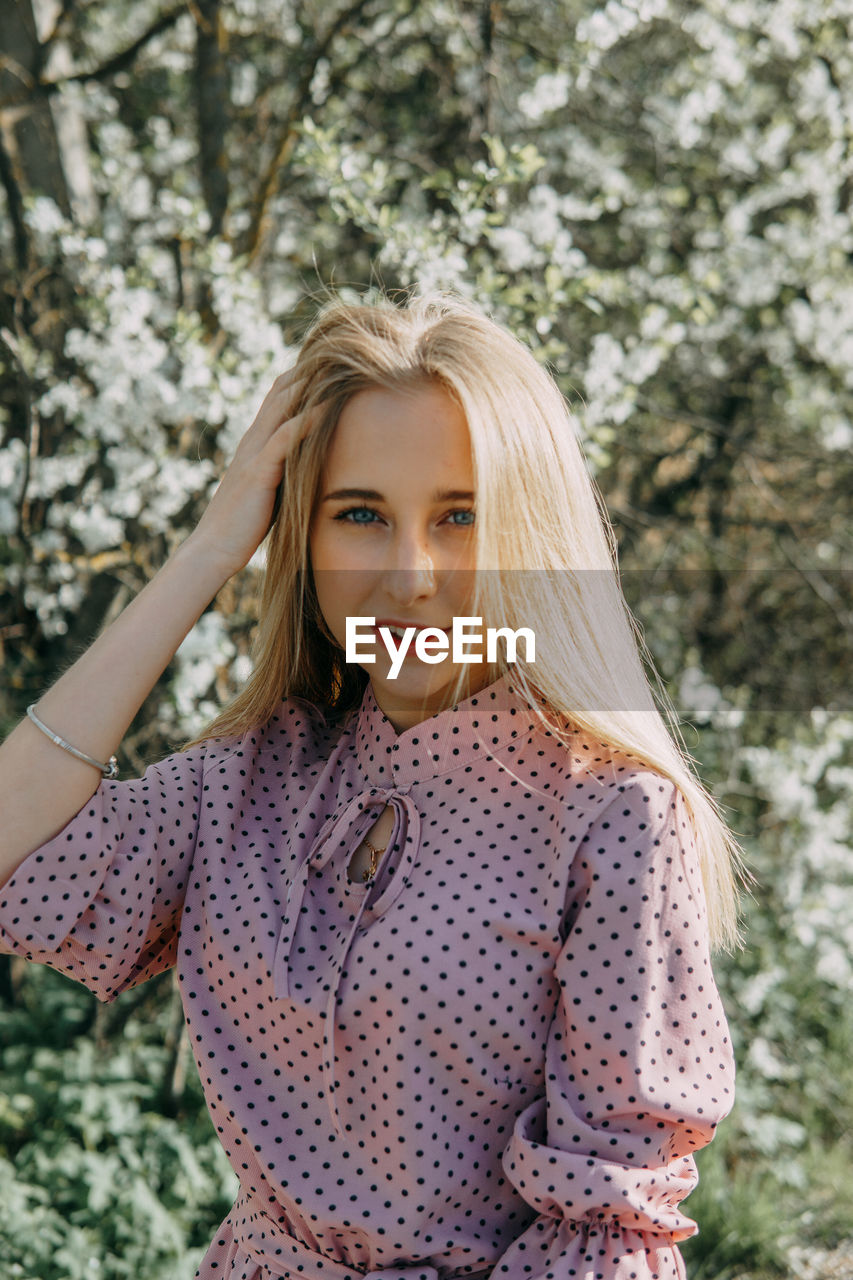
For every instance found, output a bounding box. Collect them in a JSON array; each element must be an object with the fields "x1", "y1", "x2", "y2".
[{"x1": 0, "y1": 673, "x2": 735, "y2": 1280}]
